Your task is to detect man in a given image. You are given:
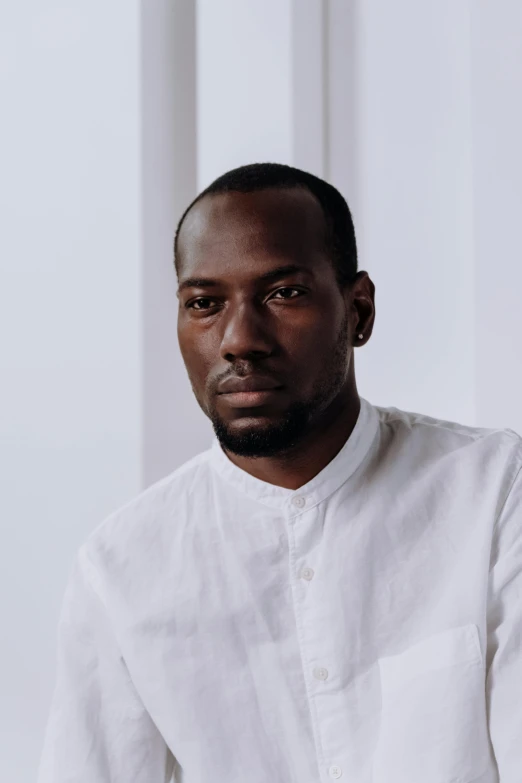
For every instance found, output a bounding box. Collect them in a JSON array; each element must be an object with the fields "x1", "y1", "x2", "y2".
[{"x1": 38, "y1": 163, "x2": 521, "y2": 782}]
